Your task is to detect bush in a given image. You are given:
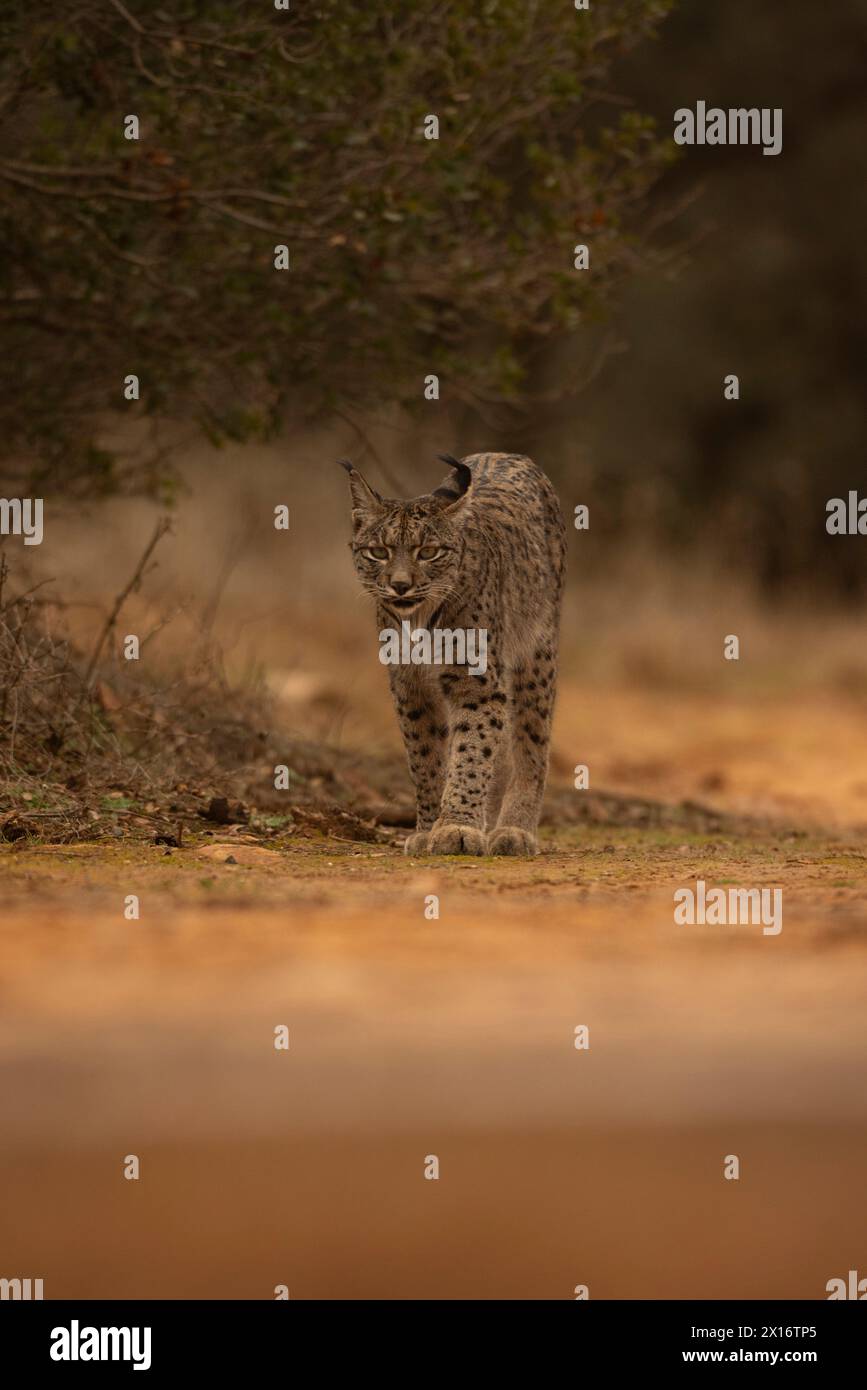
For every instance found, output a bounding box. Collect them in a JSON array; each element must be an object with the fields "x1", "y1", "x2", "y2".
[{"x1": 0, "y1": 0, "x2": 673, "y2": 495}]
